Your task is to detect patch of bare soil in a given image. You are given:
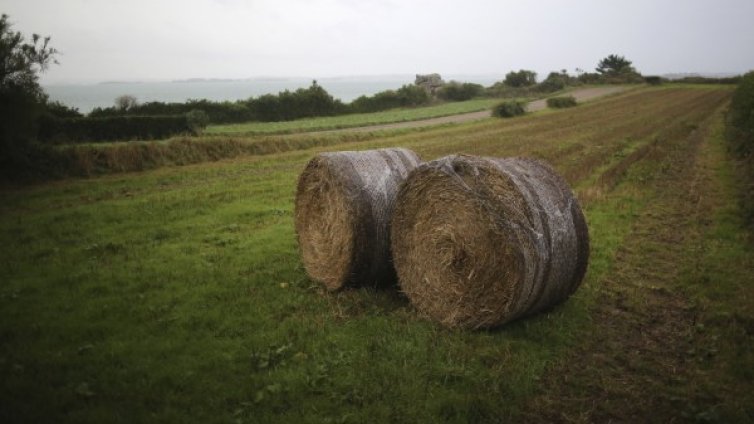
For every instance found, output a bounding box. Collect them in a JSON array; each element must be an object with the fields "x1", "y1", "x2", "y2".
[{"x1": 523, "y1": 114, "x2": 724, "y2": 422}]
